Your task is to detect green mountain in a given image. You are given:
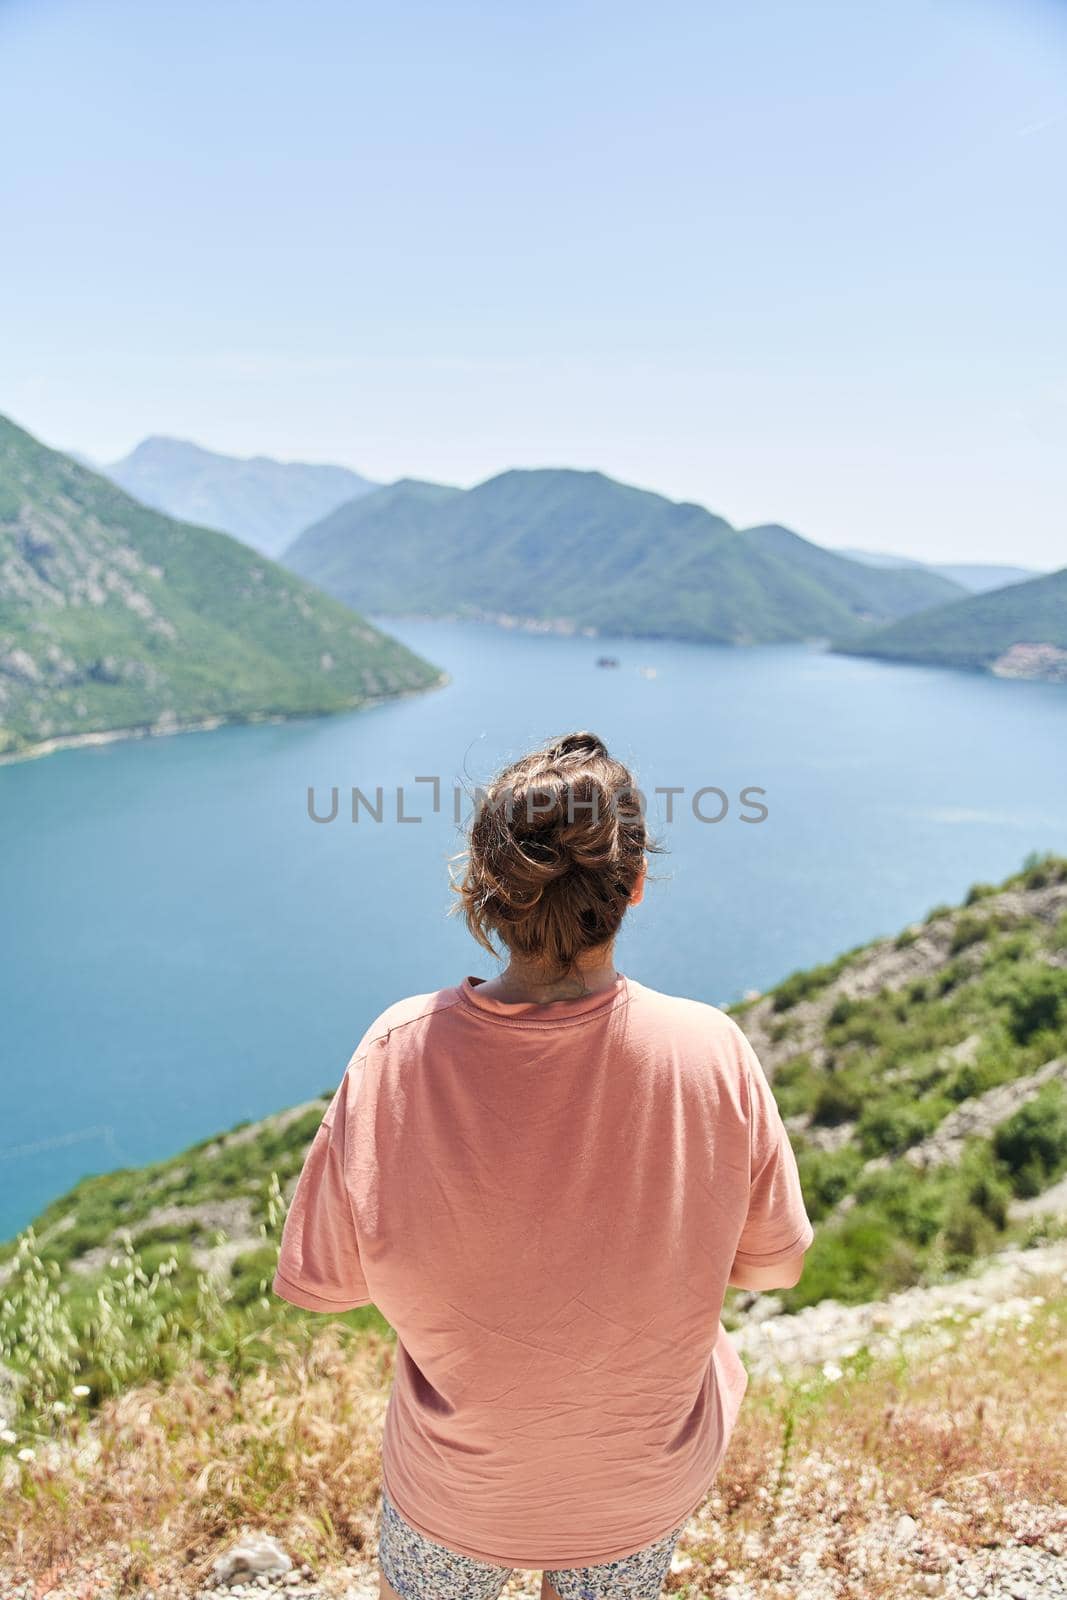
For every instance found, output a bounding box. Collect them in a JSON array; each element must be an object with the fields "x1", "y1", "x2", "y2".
[
  {"x1": 104, "y1": 435, "x2": 379, "y2": 557},
  {"x1": 283, "y1": 468, "x2": 961, "y2": 644},
  {"x1": 0, "y1": 415, "x2": 441, "y2": 758},
  {"x1": 3, "y1": 854, "x2": 1065, "y2": 1427},
  {"x1": 835, "y1": 566, "x2": 1067, "y2": 681},
  {"x1": 746, "y1": 523, "x2": 963, "y2": 618}
]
